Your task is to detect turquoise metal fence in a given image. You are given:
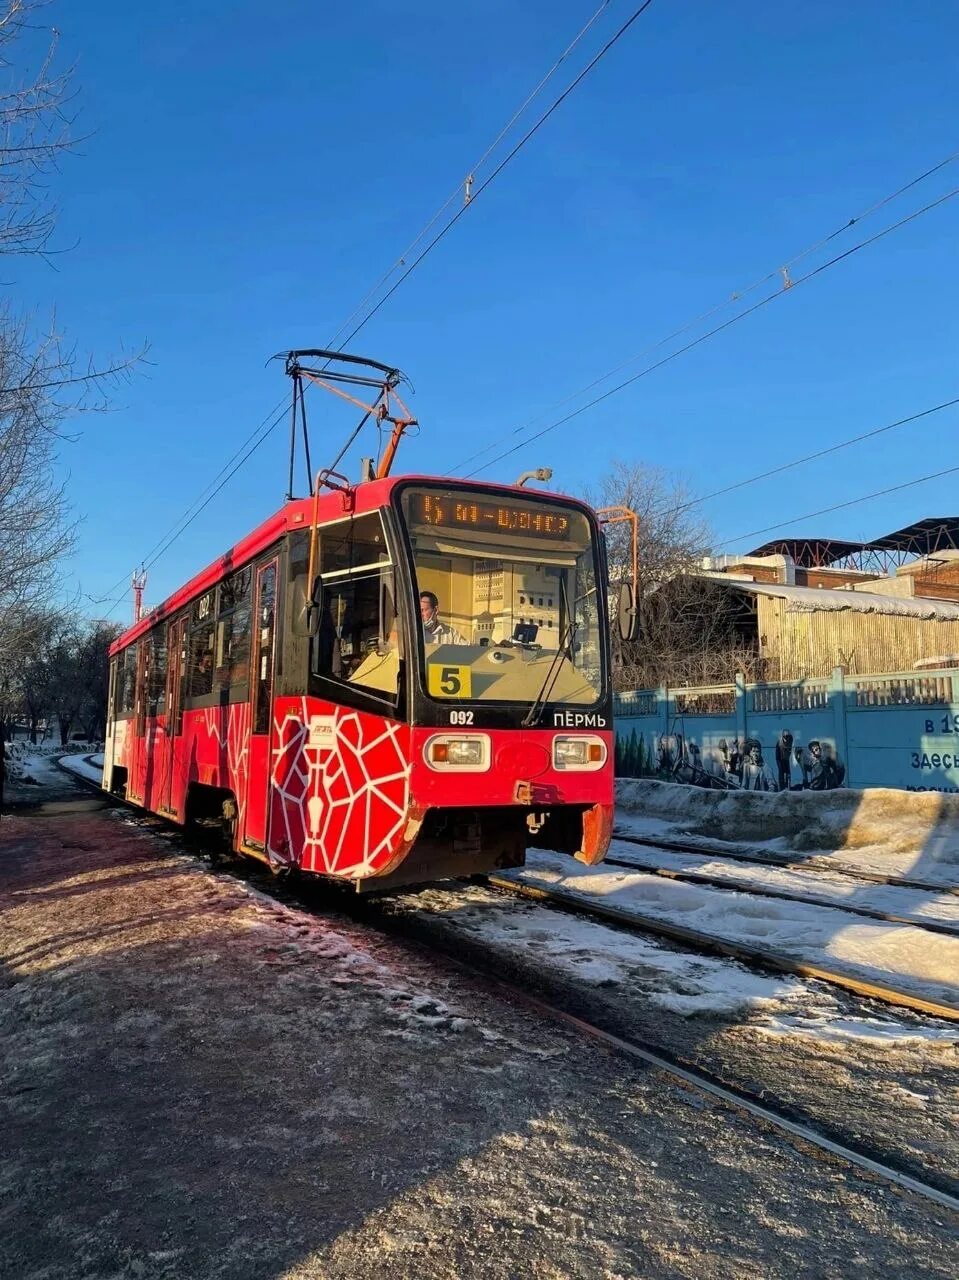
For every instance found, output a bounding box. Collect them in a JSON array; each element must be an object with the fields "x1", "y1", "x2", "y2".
[{"x1": 614, "y1": 666, "x2": 959, "y2": 793}]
